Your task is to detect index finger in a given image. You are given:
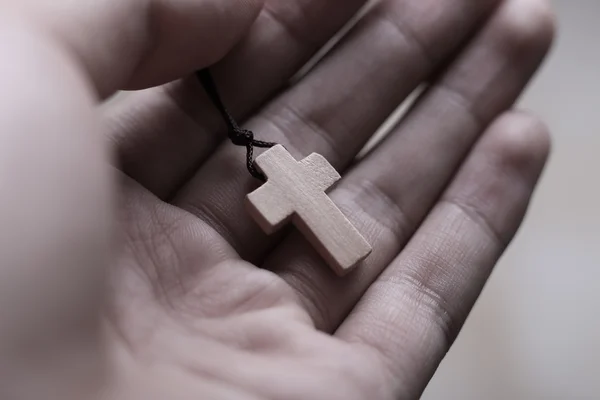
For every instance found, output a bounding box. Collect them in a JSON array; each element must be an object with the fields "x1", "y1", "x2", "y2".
[{"x1": 10, "y1": 0, "x2": 264, "y2": 96}]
